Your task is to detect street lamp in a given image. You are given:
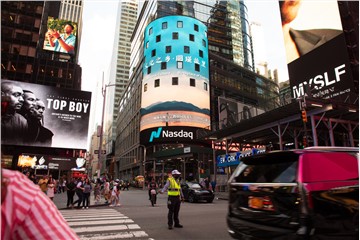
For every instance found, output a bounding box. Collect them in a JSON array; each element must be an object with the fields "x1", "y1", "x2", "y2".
[
  {"x1": 97, "y1": 73, "x2": 116, "y2": 179},
  {"x1": 139, "y1": 144, "x2": 147, "y2": 190}
]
